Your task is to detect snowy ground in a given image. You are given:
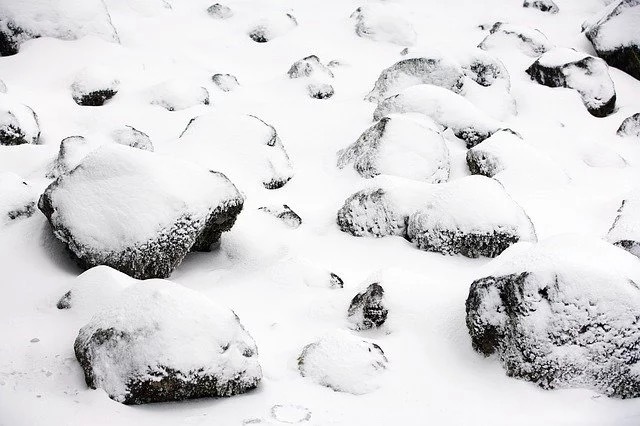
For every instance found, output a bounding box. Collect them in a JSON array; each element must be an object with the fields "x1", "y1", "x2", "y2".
[{"x1": 1, "y1": 0, "x2": 640, "y2": 424}]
